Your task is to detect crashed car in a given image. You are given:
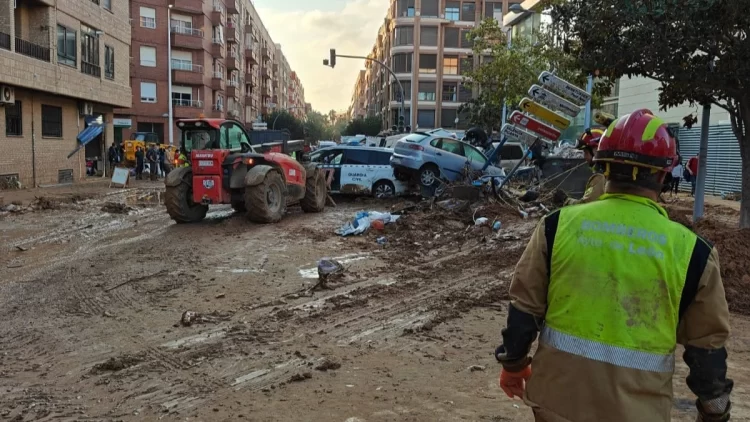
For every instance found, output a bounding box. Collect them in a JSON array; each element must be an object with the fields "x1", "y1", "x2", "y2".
[
  {"x1": 390, "y1": 132, "x2": 506, "y2": 188},
  {"x1": 310, "y1": 145, "x2": 409, "y2": 198}
]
